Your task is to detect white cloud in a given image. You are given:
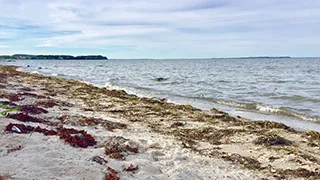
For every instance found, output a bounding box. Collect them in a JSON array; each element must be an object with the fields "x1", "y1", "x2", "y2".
[
  {"x1": 0, "y1": 45, "x2": 9, "y2": 49},
  {"x1": 0, "y1": 0, "x2": 319, "y2": 57}
]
